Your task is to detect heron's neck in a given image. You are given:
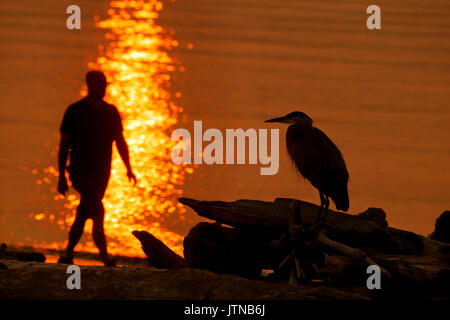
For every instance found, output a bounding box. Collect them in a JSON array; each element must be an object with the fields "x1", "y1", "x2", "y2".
[{"x1": 294, "y1": 118, "x2": 313, "y2": 129}]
